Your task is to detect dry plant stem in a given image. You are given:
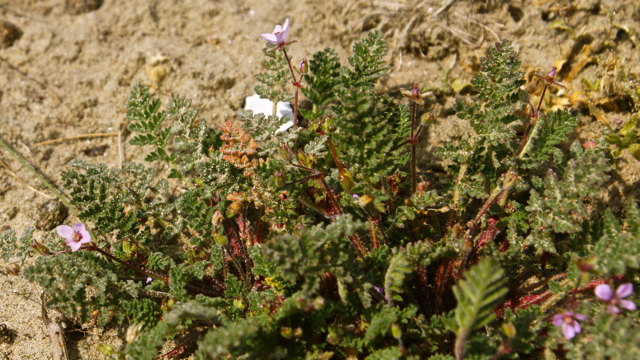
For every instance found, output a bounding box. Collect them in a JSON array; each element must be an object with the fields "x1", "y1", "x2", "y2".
[
  {"x1": 0, "y1": 157, "x2": 52, "y2": 198},
  {"x1": 0, "y1": 136, "x2": 84, "y2": 219},
  {"x1": 41, "y1": 294, "x2": 69, "y2": 360},
  {"x1": 34, "y1": 133, "x2": 119, "y2": 146},
  {"x1": 281, "y1": 48, "x2": 300, "y2": 128},
  {"x1": 433, "y1": 258, "x2": 448, "y2": 313},
  {"x1": 410, "y1": 102, "x2": 418, "y2": 195},
  {"x1": 449, "y1": 163, "x2": 469, "y2": 227}
]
